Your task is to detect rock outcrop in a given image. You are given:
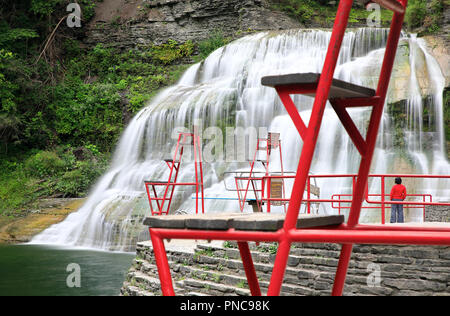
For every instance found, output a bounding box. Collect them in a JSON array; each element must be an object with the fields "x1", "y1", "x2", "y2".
[{"x1": 85, "y1": 0, "x2": 301, "y2": 48}]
